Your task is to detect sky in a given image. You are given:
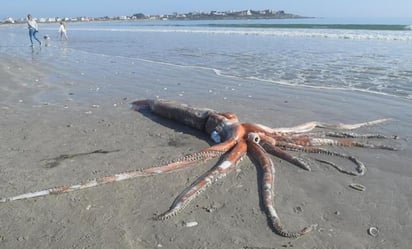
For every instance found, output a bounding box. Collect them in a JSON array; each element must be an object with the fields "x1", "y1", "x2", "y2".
[{"x1": 1, "y1": 0, "x2": 412, "y2": 20}]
